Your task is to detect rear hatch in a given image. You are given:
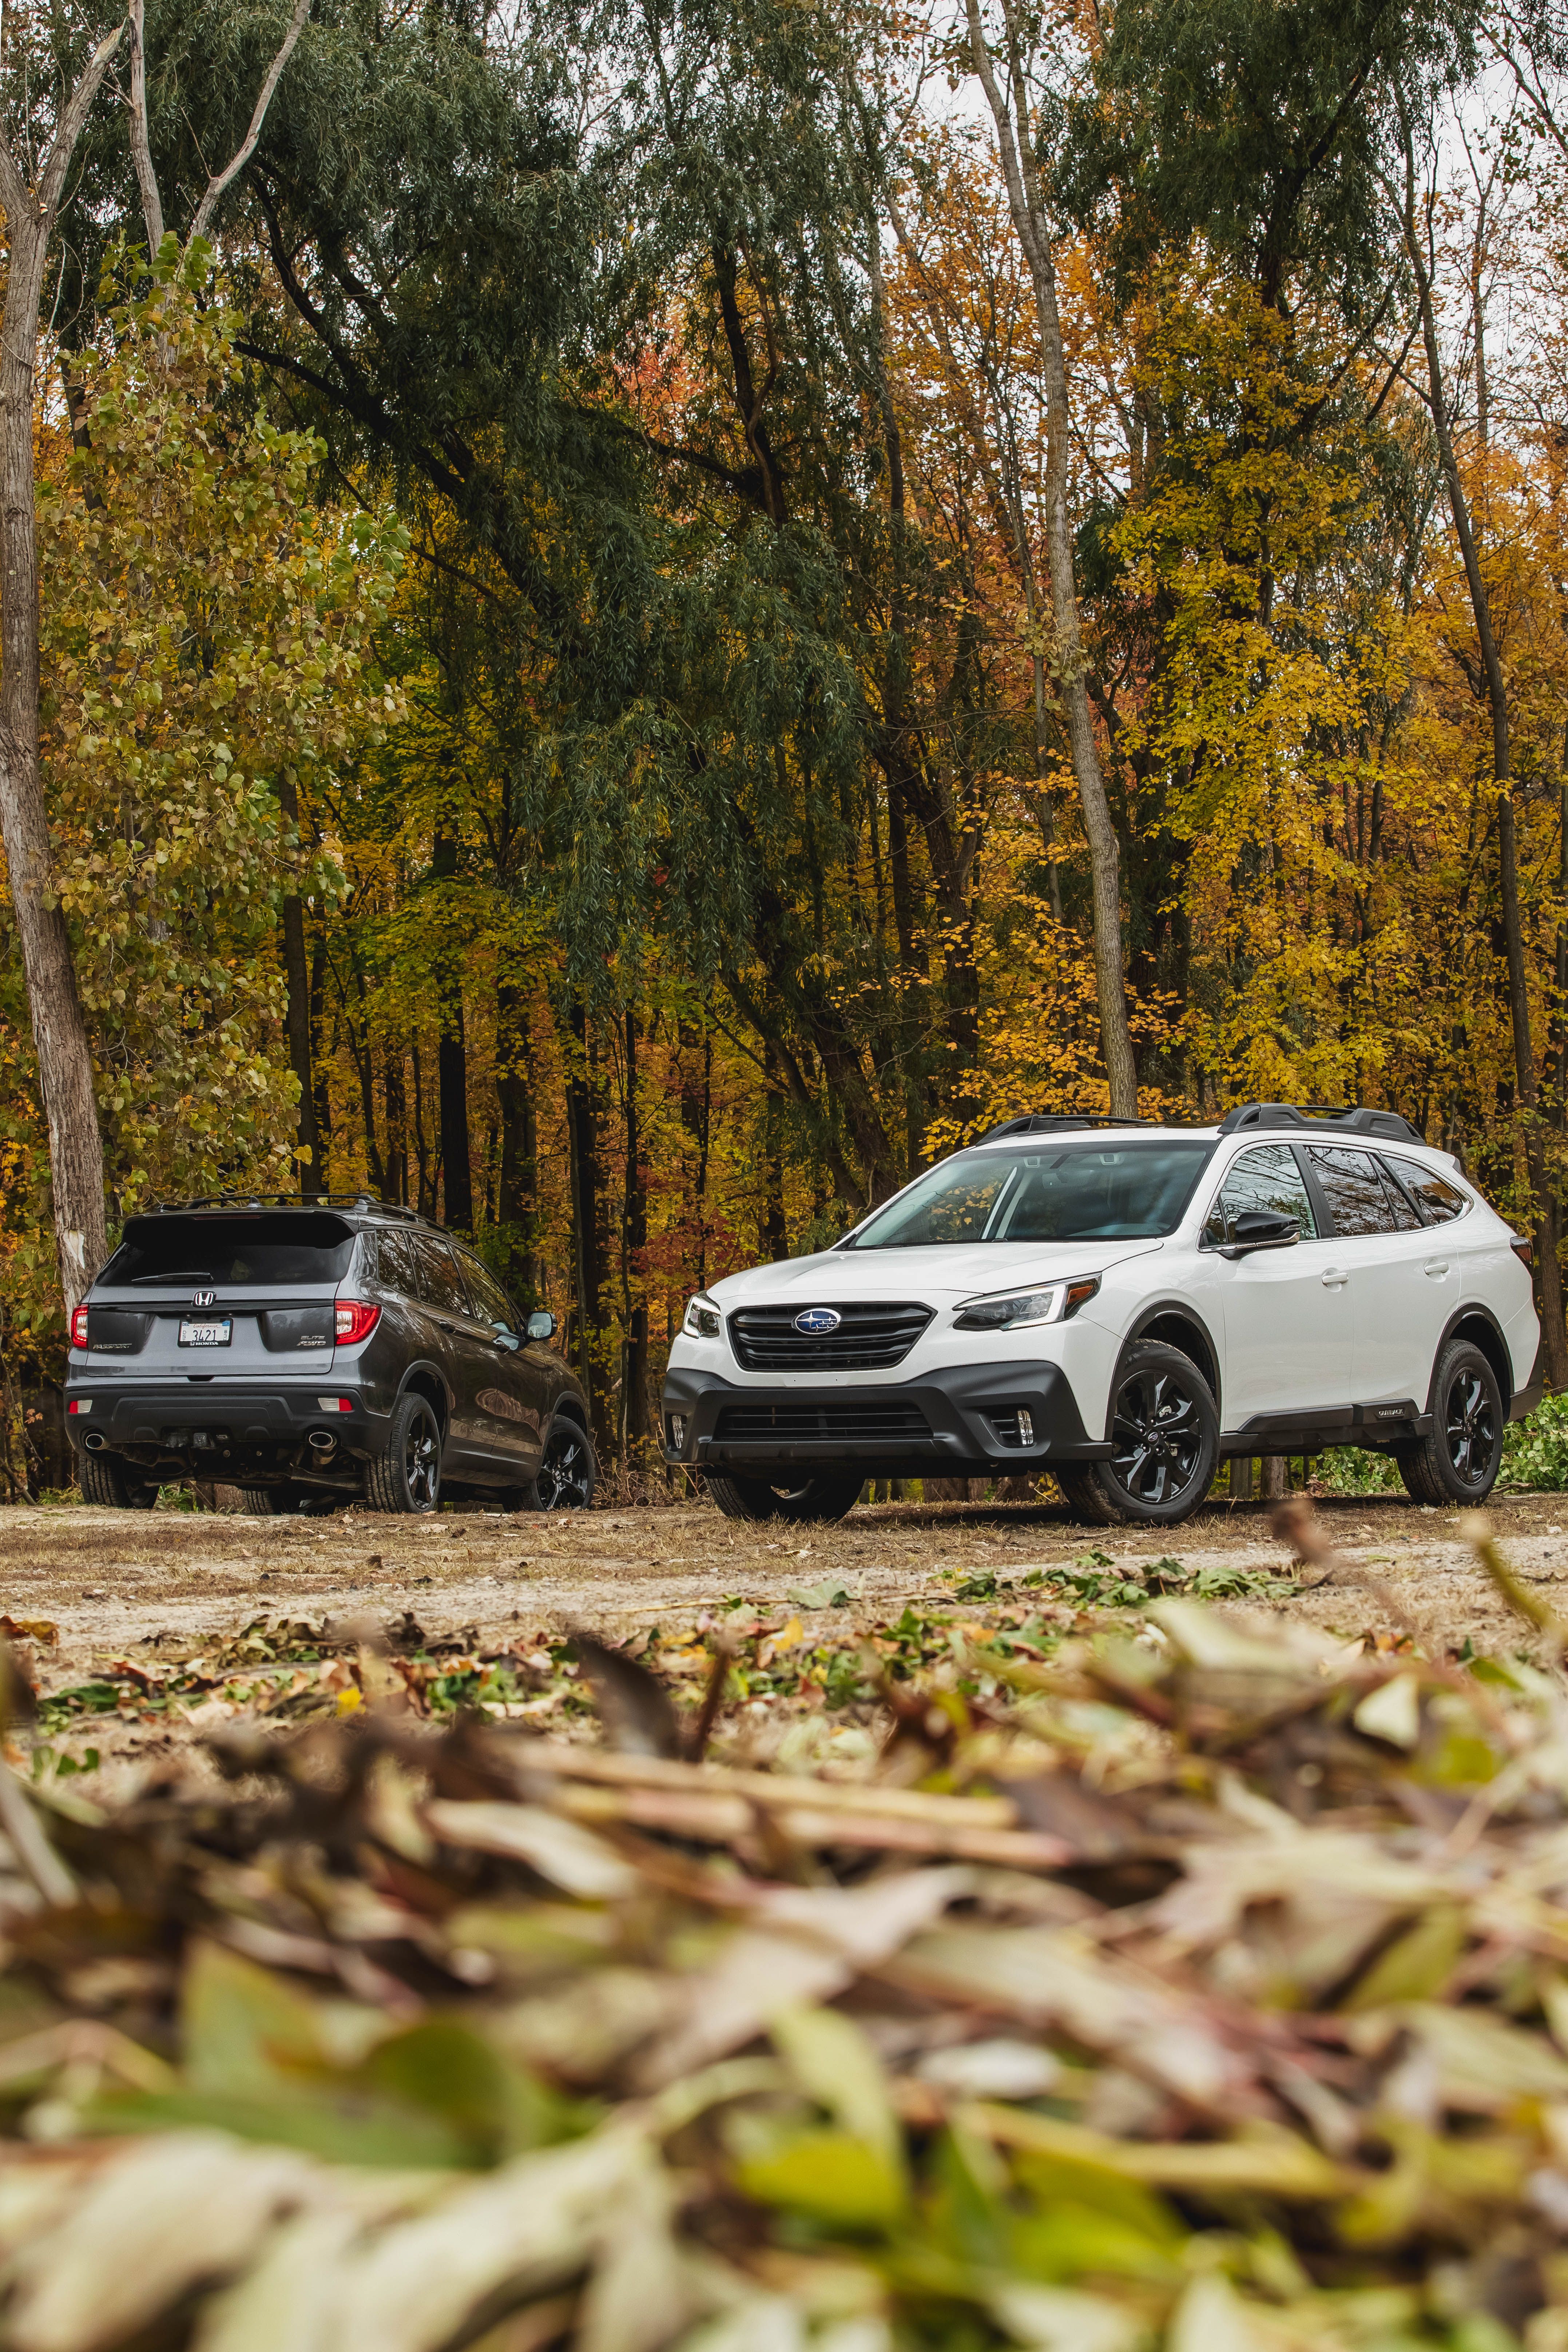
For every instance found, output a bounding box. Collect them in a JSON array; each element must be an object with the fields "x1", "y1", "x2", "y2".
[{"x1": 84, "y1": 1211, "x2": 357, "y2": 1378}]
